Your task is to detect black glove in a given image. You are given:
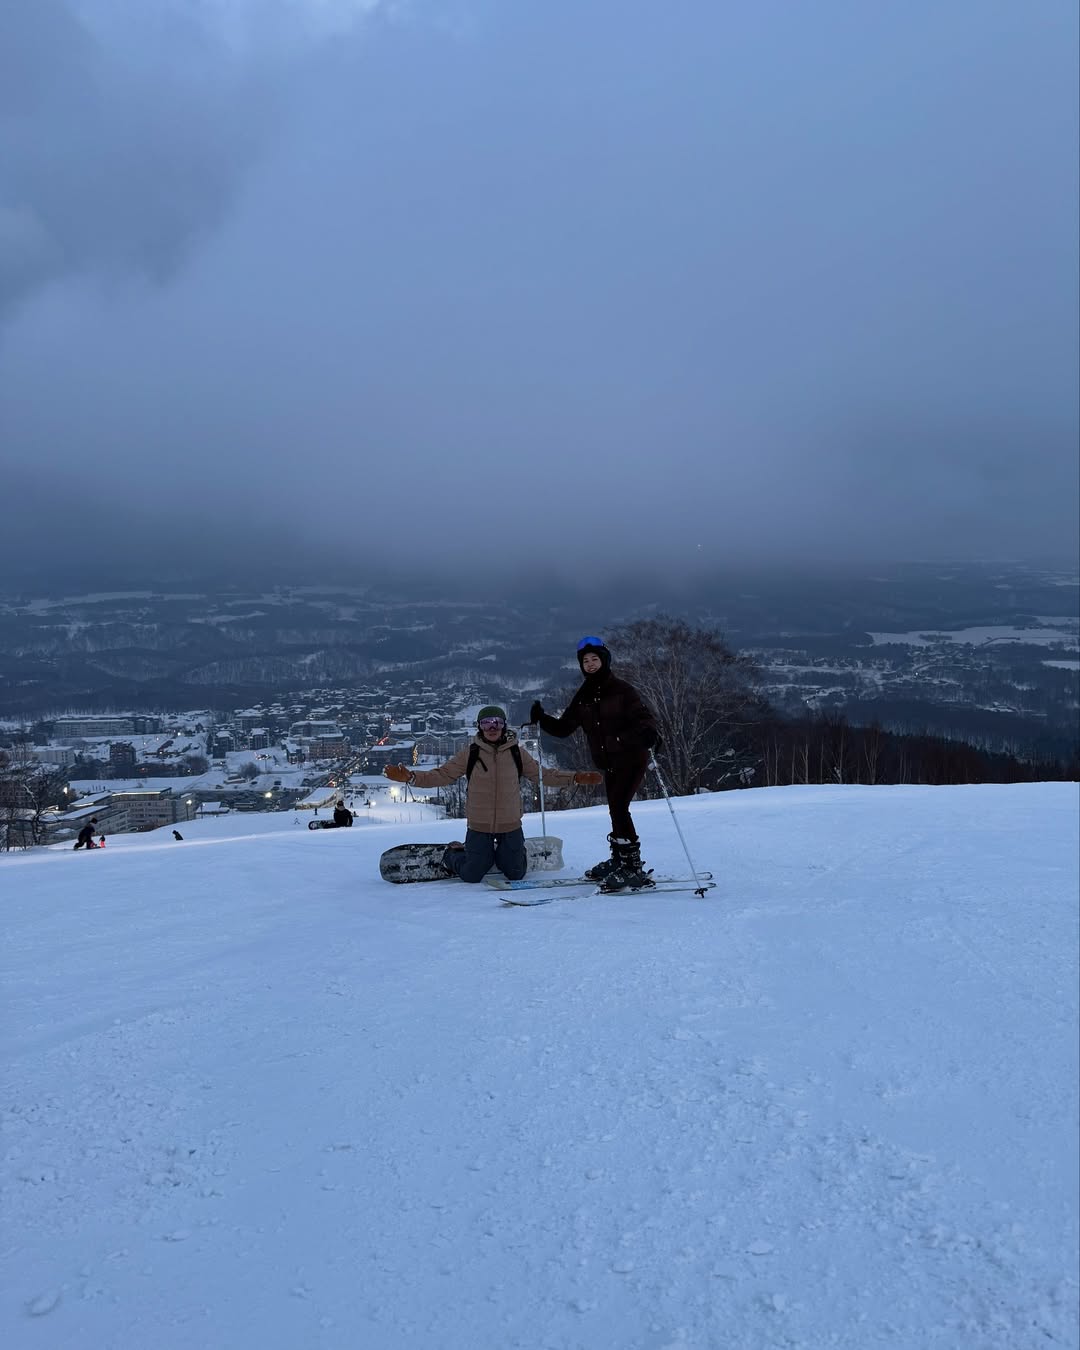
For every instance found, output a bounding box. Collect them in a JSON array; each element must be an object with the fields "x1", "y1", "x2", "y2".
[
  {"x1": 652, "y1": 738, "x2": 663, "y2": 756},
  {"x1": 530, "y1": 701, "x2": 545, "y2": 725},
  {"x1": 639, "y1": 726, "x2": 658, "y2": 749}
]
